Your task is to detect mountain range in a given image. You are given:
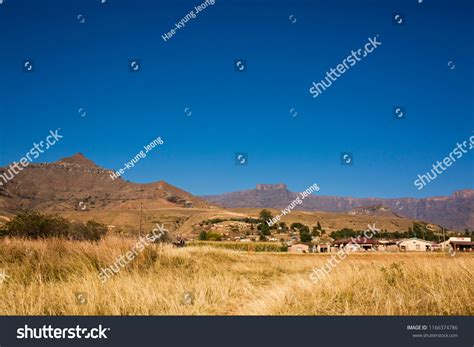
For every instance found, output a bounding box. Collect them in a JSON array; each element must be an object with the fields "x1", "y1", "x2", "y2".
[
  {"x1": 0, "y1": 154, "x2": 472, "y2": 230},
  {"x1": 202, "y1": 184, "x2": 474, "y2": 230}
]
